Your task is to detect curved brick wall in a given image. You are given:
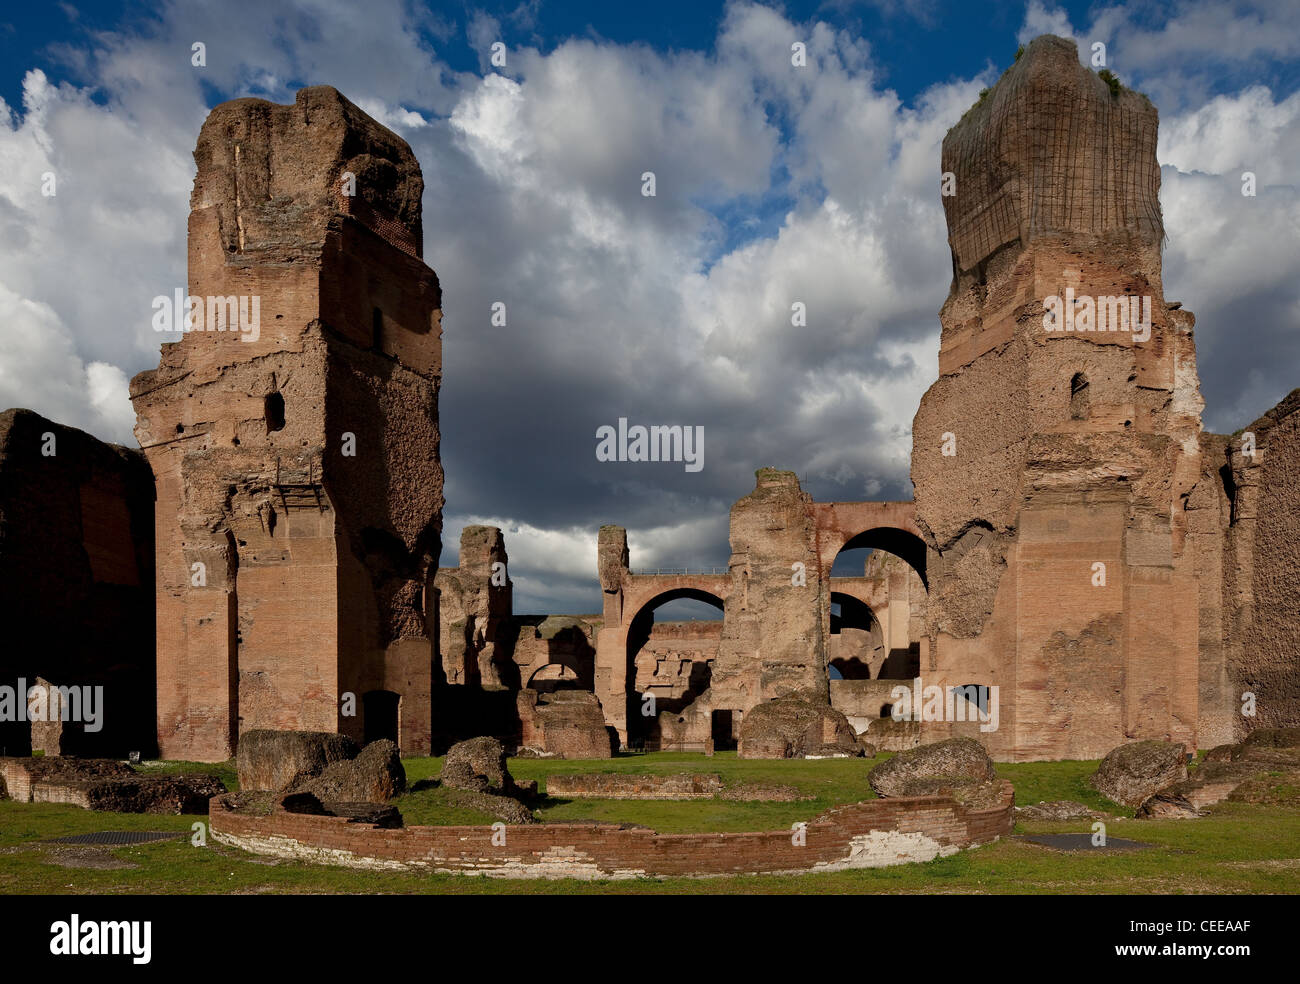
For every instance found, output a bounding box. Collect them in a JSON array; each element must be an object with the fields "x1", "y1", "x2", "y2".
[{"x1": 209, "y1": 784, "x2": 1013, "y2": 879}]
